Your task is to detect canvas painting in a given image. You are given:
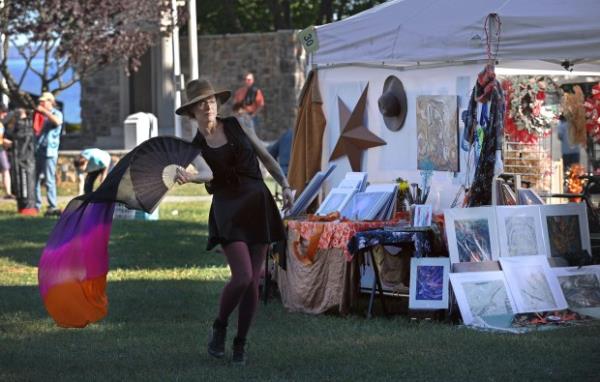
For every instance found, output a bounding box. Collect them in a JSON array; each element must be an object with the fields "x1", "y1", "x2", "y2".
[
  {"x1": 553, "y1": 267, "x2": 600, "y2": 310},
  {"x1": 416, "y1": 95, "x2": 459, "y2": 171},
  {"x1": 500, "y1": 256, "x2": 568, "y2": 313},
  {"x1": 444, "y1": 207, "x2": 499, "y2": 264},
  {"x1": 409, "y1": 257, "x2": 450, "y2": 309},
  {"x1": 539, "y1": 204, "x2": 590, "y2": 258},
  {"x1": 450, "y1": 271, "x2": 516, "y2": 326},
  {"x1": 496, "y1": 206, "x2": 545, "y2": 257}
]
